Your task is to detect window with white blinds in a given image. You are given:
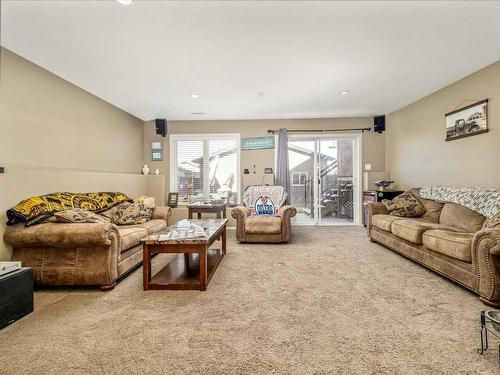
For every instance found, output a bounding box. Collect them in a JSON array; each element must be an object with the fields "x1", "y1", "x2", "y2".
[{"x1": 170, "y1": 134, "x2": 240, "y2": 204}]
